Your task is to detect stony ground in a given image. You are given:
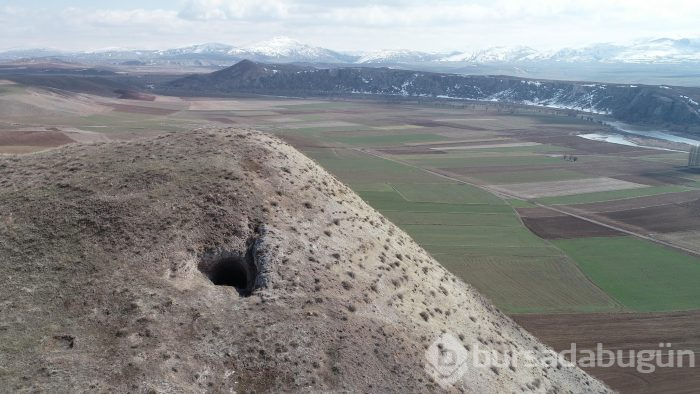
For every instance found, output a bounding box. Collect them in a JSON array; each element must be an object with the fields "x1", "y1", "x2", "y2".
[{"x1": 0, "y1": 128, "x2": 611, "y2": 393}]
